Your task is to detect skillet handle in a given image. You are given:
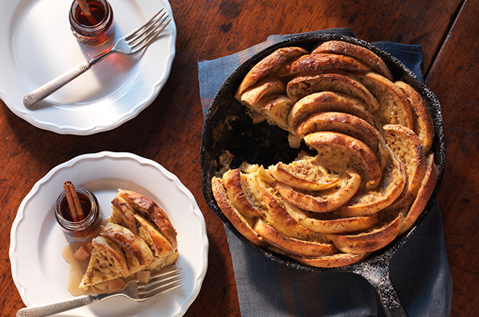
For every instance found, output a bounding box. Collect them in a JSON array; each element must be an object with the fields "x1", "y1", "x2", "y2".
[{"x1": 352, "y1": 259, "x2": 409, "y2": 317}]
